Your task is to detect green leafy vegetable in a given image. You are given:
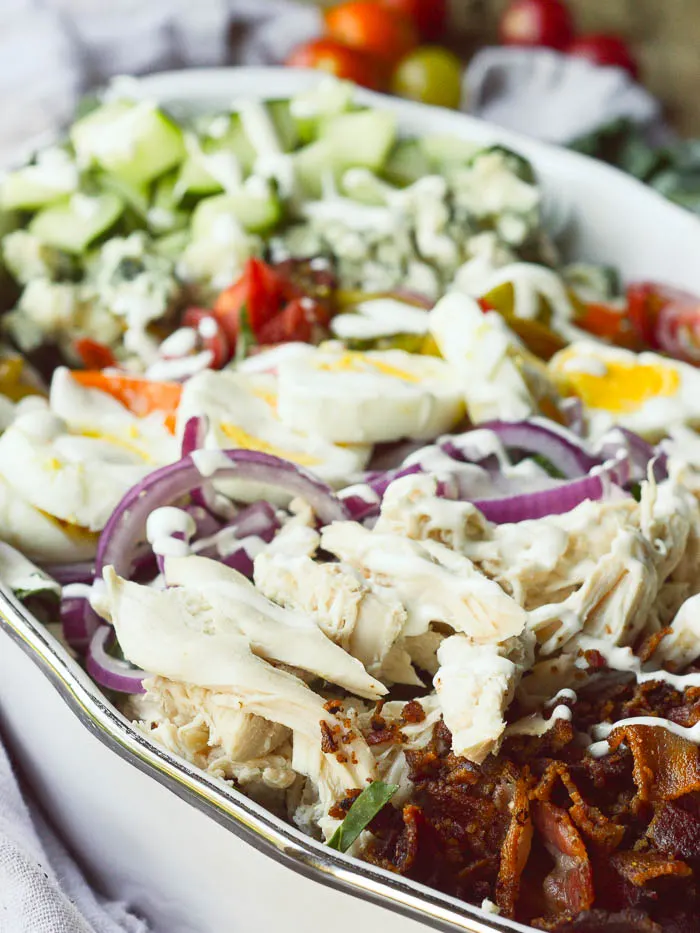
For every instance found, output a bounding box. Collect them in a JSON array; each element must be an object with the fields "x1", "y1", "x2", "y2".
[
  {"x1": 235, "y1": 304, "x2": 256, "y2": 363},
  {"x1": 327, "y1": 781, "x2": 399, "y2": 853},
  {"x1": 529, "y1": 453, "x2": 566, "y2": 480}
]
